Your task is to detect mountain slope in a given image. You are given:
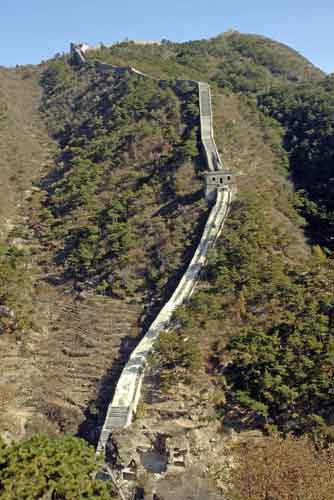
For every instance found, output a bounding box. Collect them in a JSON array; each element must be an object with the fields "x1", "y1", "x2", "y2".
[
  {"x1": 0, "y1": 66, "x2": 55, "y2": 226},
  {"x1": 0, "y1": 65, "x2": 59, "y2": 438},
  {"x1": 0, "y1": 32, "x2": 334, "y2": 500},
  {"x1": 259, "y1": 77, "x2": 334, "y2": 249}
]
